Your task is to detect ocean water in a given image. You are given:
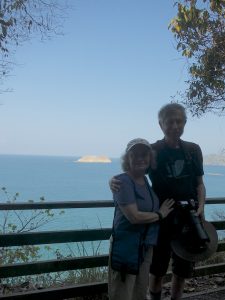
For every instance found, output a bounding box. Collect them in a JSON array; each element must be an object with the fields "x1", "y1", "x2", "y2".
[
  {"x1": 1, "y1": 154, "x2": 225, "y2": 224},
  {"x1": 0, "y1": 155, "x2": 120, "y2": 231},
  {"x1": 0, "y1": 155, "x2": 225, "y2": 256}
]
